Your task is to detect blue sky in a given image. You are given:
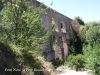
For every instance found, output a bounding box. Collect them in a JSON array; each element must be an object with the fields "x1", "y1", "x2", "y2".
[{"x1": 37, "y1": 0, "x2": 100, "y2": 22}]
